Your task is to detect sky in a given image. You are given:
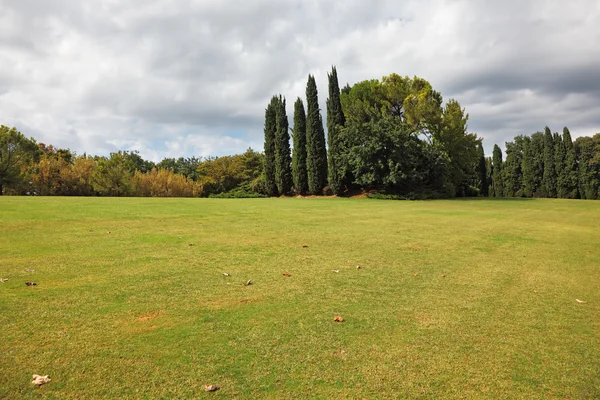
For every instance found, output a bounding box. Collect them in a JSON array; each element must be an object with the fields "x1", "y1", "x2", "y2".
[{"x1": 1, "y1": 0, "x2": 599, "y2": 161}]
